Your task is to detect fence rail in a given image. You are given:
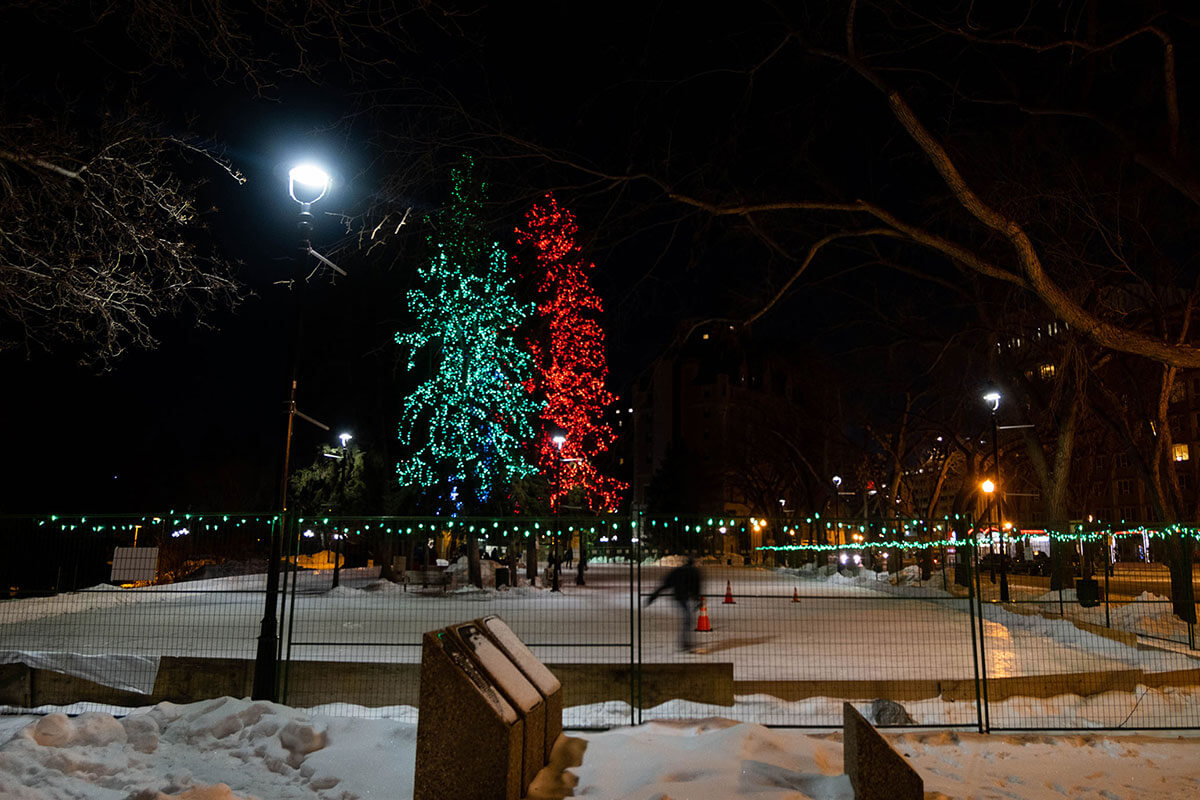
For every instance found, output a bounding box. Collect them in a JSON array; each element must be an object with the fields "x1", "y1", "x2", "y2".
[{"x1": 2, "y1": 513, "x2": 1199, "y2": 731}]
